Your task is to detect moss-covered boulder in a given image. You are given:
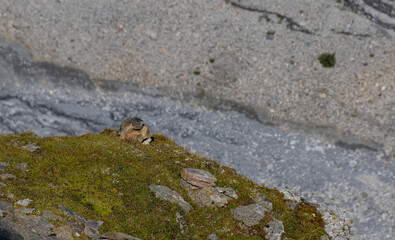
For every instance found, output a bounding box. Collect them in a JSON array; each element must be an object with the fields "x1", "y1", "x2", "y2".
[{"x1": 0, "y1": 131, "x2": 330, "y2": 239}]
